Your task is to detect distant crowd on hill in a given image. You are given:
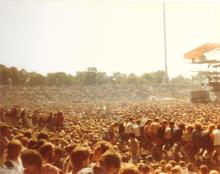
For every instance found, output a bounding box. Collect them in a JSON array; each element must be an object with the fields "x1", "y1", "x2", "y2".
[{"x1": 0, "y1": 84, "x2": 192, "y2": 109}]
